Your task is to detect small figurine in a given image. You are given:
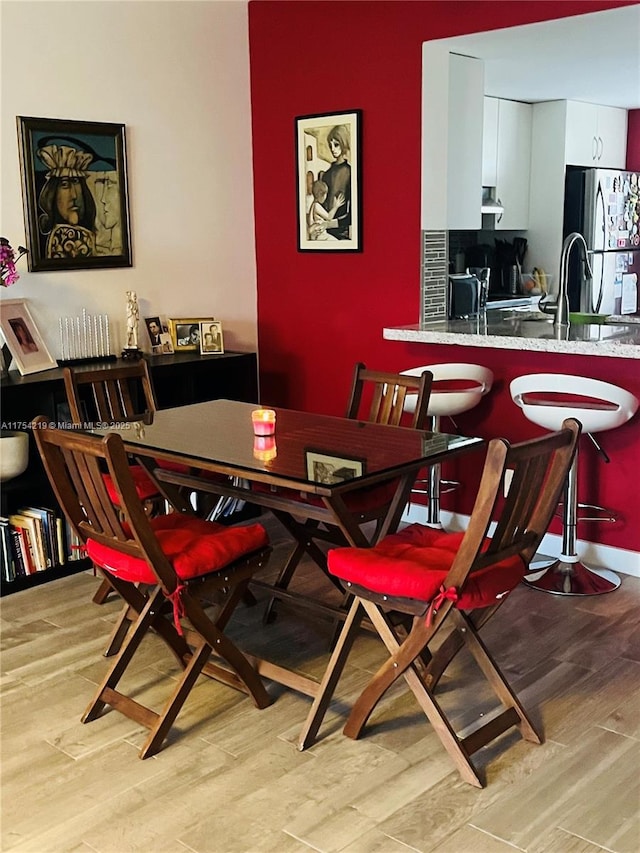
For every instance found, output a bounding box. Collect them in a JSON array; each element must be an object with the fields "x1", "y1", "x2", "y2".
[{"x1": 122, "y1": 290, "x2": 143, "y2": 359}]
